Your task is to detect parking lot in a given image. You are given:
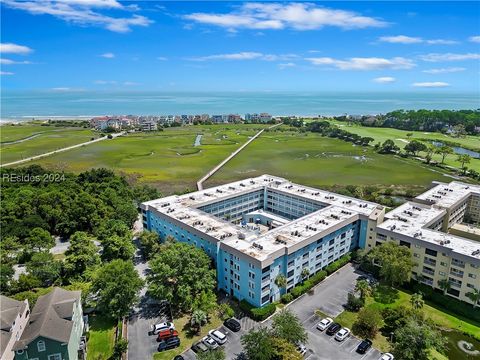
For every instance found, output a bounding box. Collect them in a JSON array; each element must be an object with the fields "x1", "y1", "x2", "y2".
[{"x1": 179, "y1": 264, "x2": 384, "y2": 360}]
